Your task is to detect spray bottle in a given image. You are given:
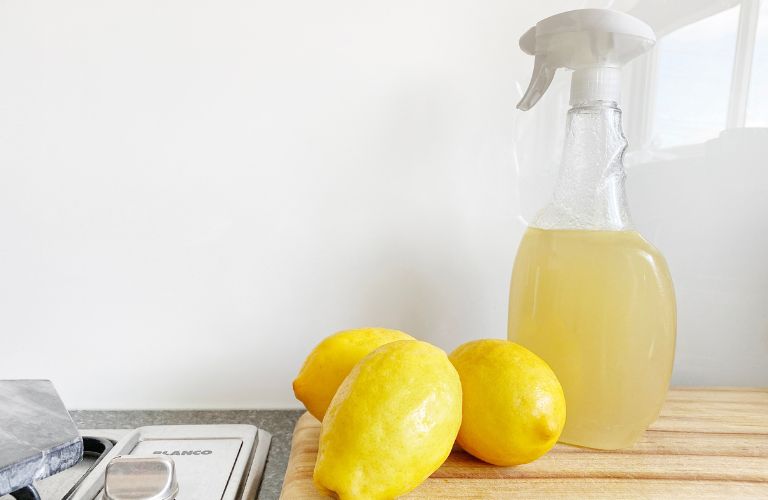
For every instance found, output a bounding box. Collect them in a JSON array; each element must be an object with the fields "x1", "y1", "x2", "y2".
[{"x1": 508, "y1": 9, "x2": 676, "y2": 450}]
